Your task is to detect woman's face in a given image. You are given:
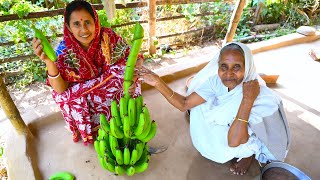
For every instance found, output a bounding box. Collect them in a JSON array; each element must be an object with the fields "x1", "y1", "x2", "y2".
[
  {"x1": 68, "y1": 8, "x2": 95, "y2": 50},
  {"x1": 218, "y1": 49, "x2": 245, "y2": 91}
]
